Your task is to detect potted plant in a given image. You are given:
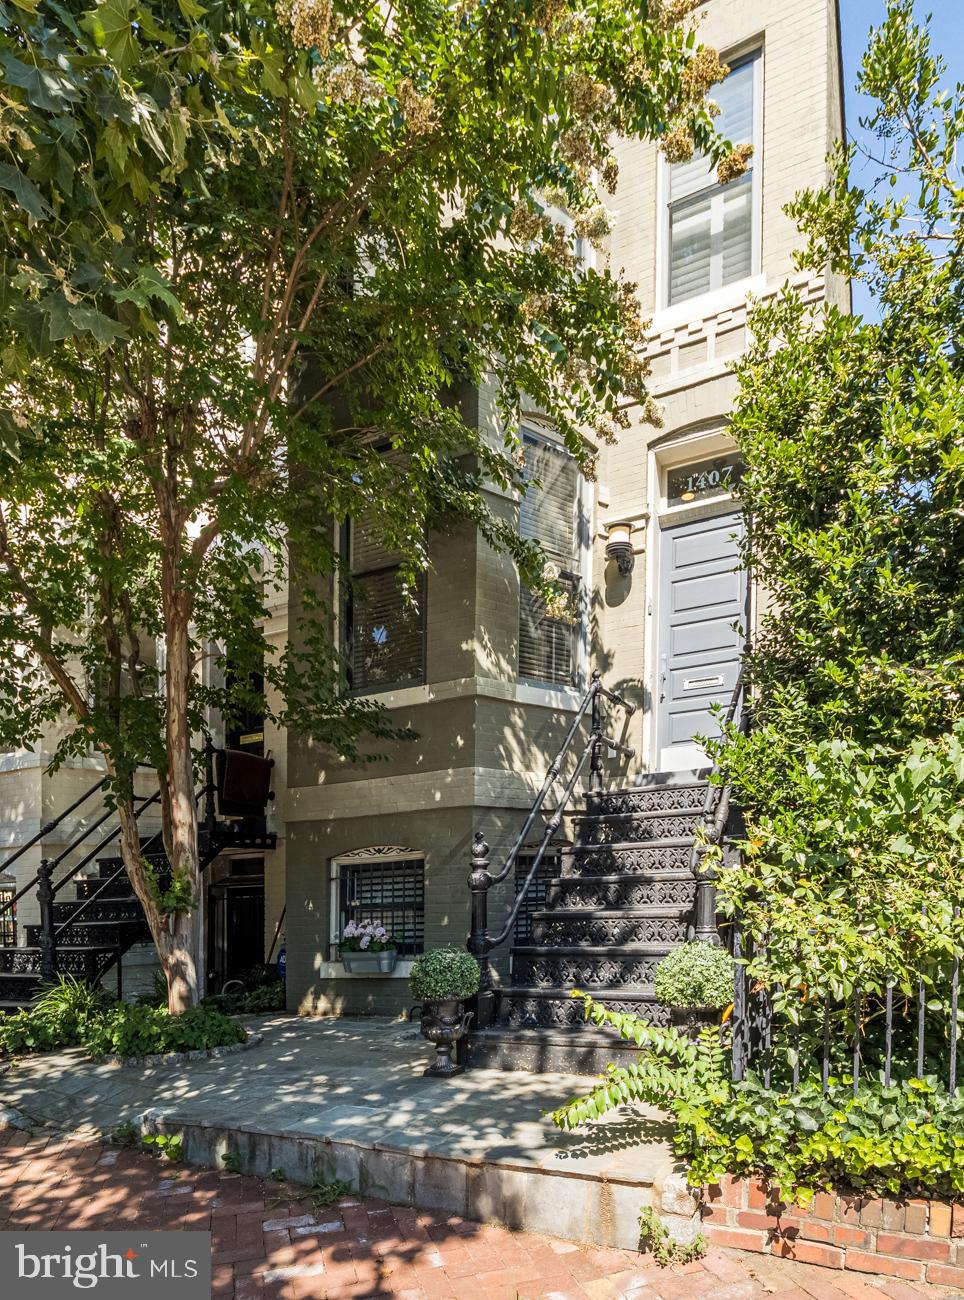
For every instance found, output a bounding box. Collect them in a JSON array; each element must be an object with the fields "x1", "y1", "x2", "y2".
[
  {"x1": 410, "y1": 946, "x2": 480, "y2": 1078},
  {"x1": 654, "y1": 942, "x2": 735, "y2": 1036},
  {"x1": 338, "y1": 920, "x2": 398, "y2": 974}
]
